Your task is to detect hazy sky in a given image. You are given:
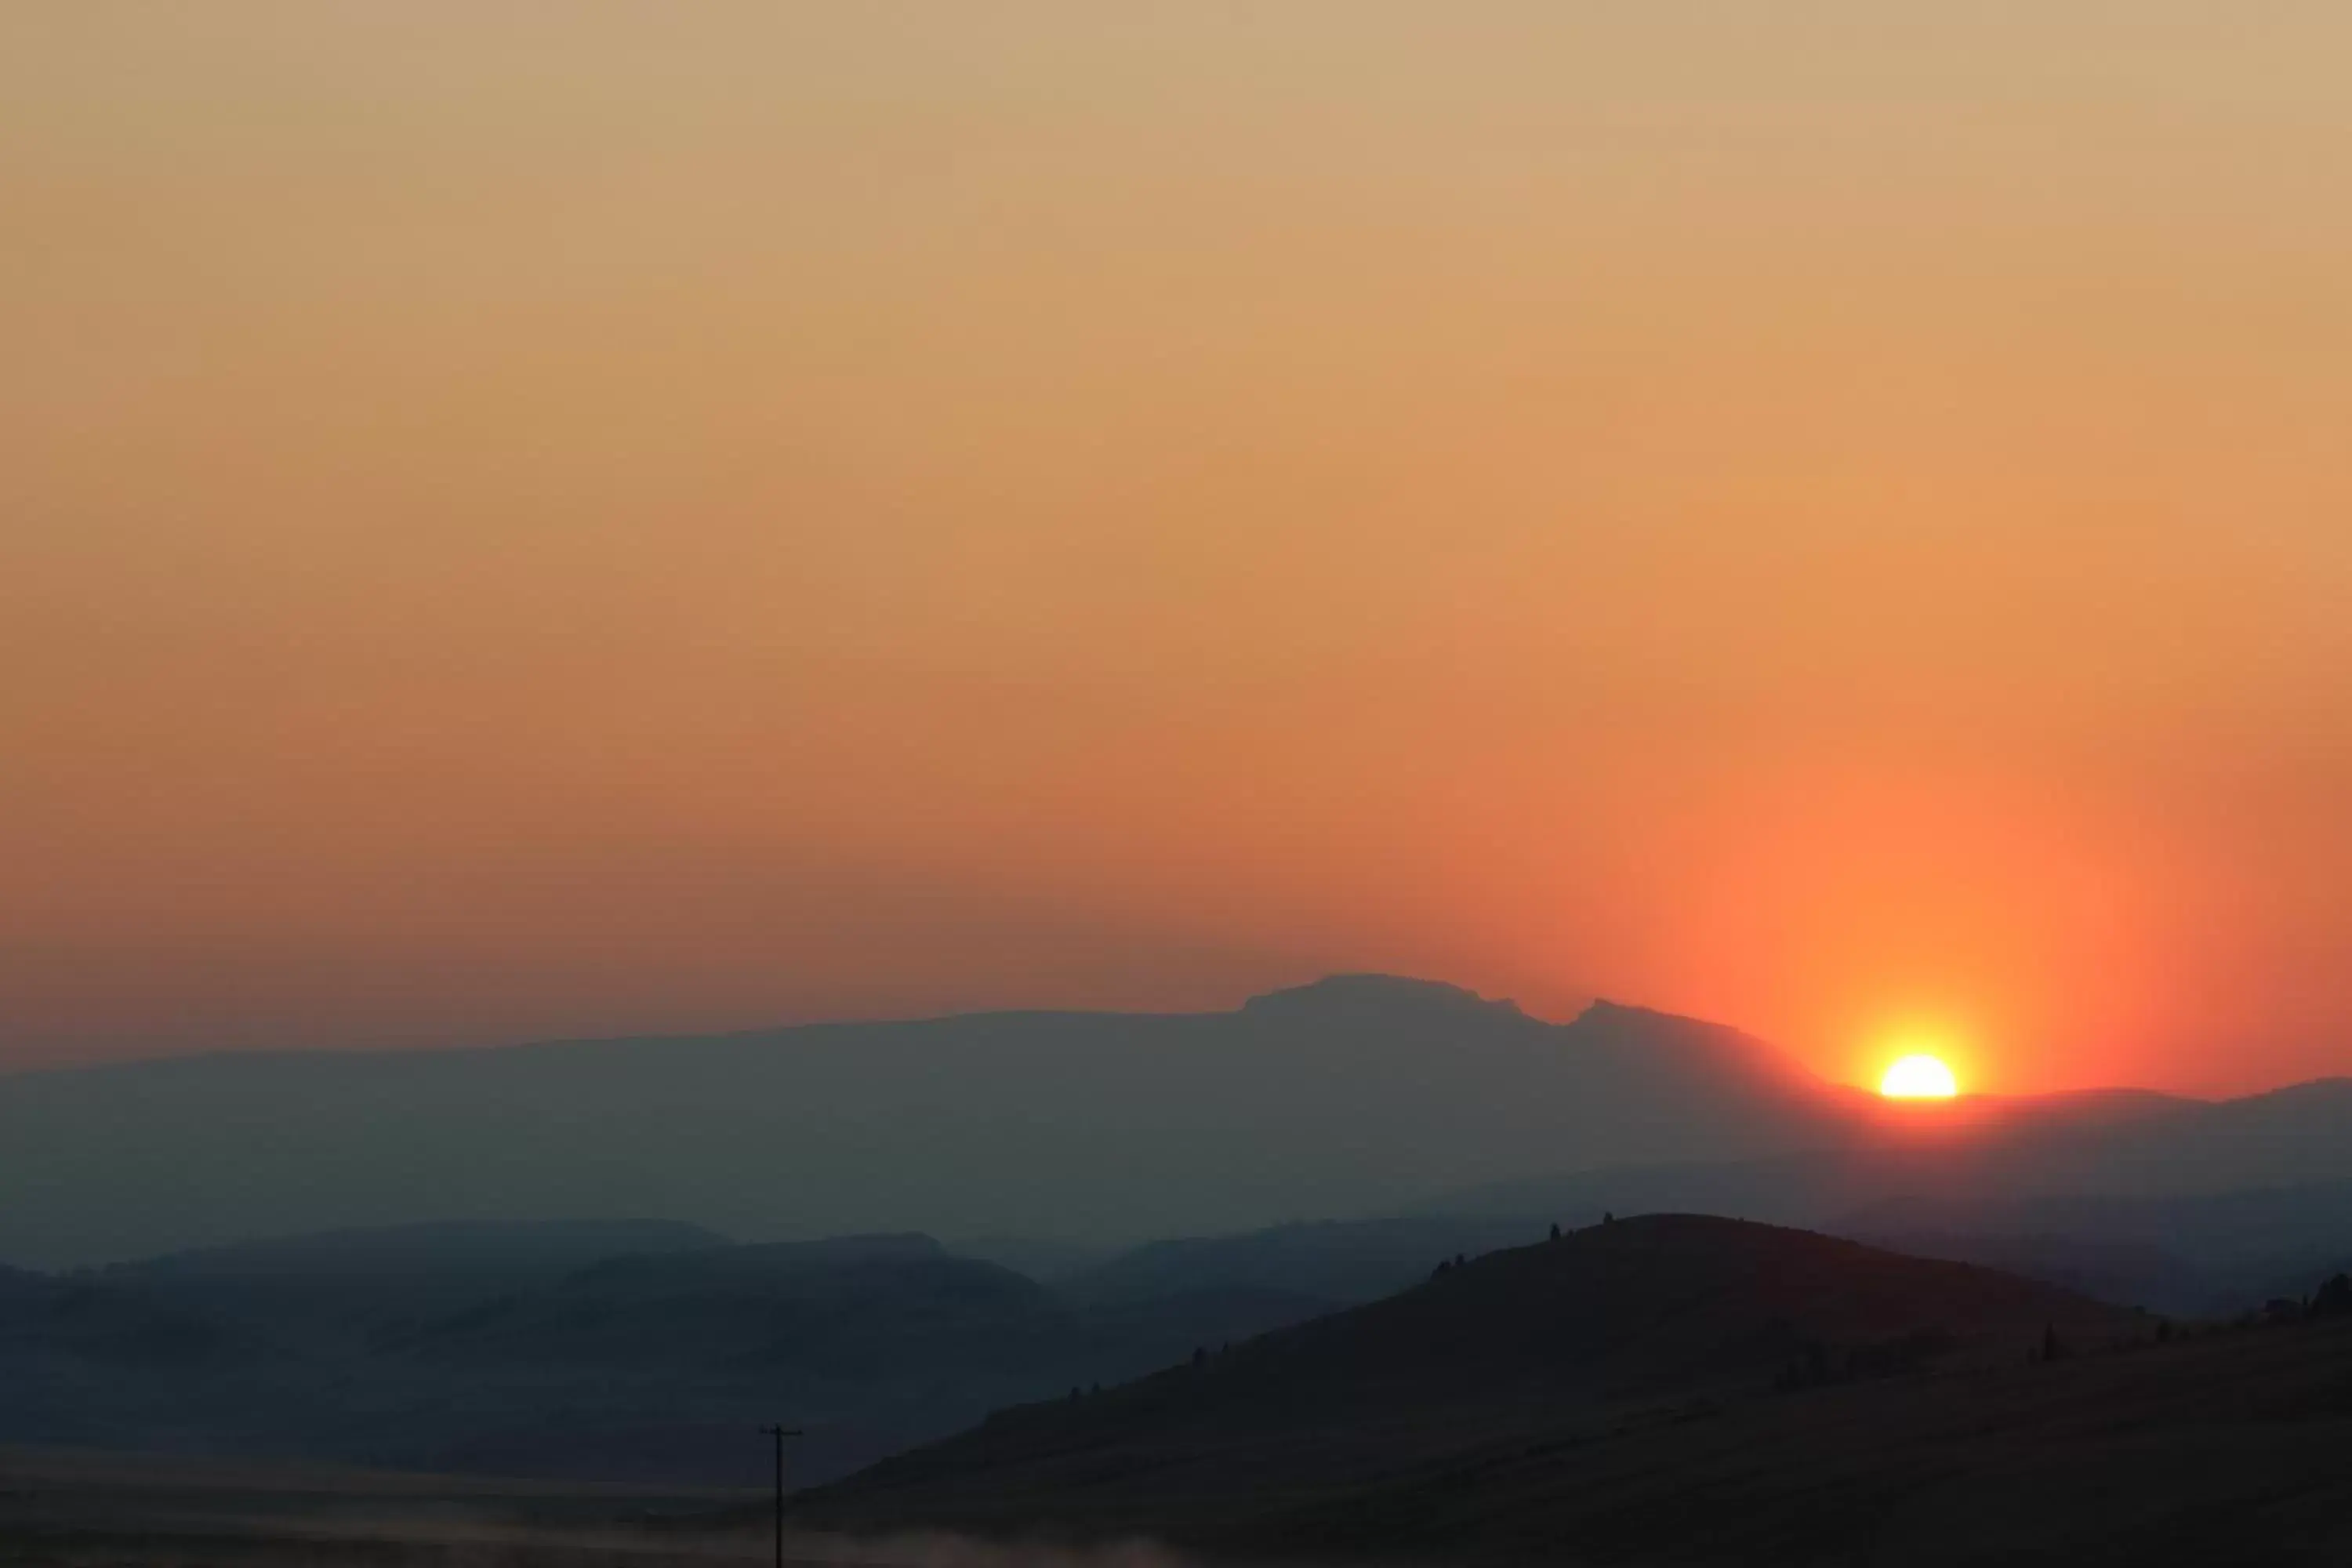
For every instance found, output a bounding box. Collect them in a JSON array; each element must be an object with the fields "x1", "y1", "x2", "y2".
[{"x1": 6, "y1": 4, "x2": 2350, "y2": 1094}]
